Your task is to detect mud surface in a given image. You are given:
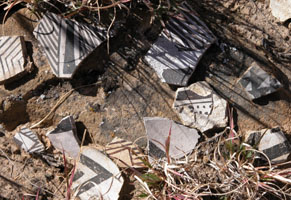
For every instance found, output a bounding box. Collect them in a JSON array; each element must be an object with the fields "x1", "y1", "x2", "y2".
[{"x1": 0, "y1": 0, "x2": 290, "y2": 199}]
